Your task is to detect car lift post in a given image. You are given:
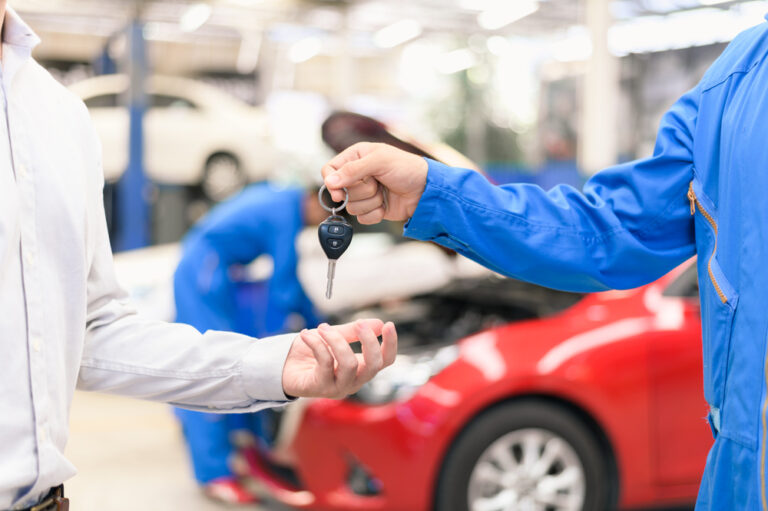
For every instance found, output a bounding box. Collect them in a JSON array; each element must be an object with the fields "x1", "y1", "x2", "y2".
[{"x1": 114, "y1": 15, "x2": 150, "y2": 251}]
